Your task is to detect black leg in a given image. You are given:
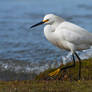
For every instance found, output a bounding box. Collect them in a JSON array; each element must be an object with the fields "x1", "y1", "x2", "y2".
[
  {"x1": 74, "y1": 52, "x2": 81, "y2": 80},
  {"x1": 60, "y1": 54, "x2": 75, "y2": 71}
]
